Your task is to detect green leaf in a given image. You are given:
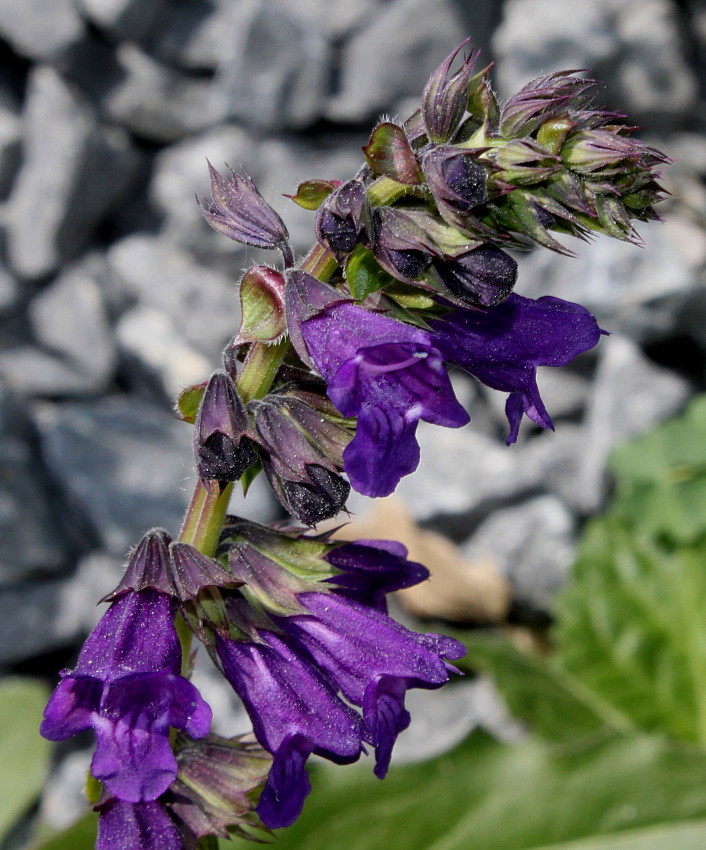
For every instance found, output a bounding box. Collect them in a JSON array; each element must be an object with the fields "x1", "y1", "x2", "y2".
[
  {"x1": 176, "y1": 382, "x2": 207, "y2": 424},
  {"x1": 224, "y1": 730, "x2": 706, "y2": 850},
  {"x1": 32, "y1": 811, "x2": 97, "y2": 850},
  {"x1": 554, "y1": 518, "x2": 706, "y2": 746},
  {"x1": 609, "y1": 395, "x2": 706, "y2": 546},
  {"x1": 285, "y1": 180, "x2": 339, "y2": 210},
  {"x1": 531, "y1": 820, "x2": 706, "y2": 850},
  {"x1": 345, "y1": 246, "x2": 395, "y2": 300},
  {"x1": 457, "y1": 633, "x2": 634, "y2": 742},
  {"x1": 0, "y1": 678, "x2": 52, "y2": 842}
]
